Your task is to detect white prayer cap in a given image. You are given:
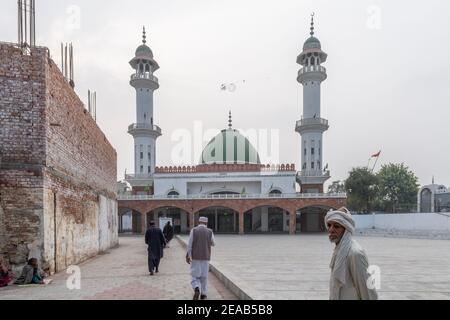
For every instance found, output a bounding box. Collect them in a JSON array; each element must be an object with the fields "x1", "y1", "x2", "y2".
[
  {"x1": 325, "y1": 207, "x2": 355, "y2": 234},
  {"x1": 199, "y1": 216, "x2": 208, "y2": 223}
]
